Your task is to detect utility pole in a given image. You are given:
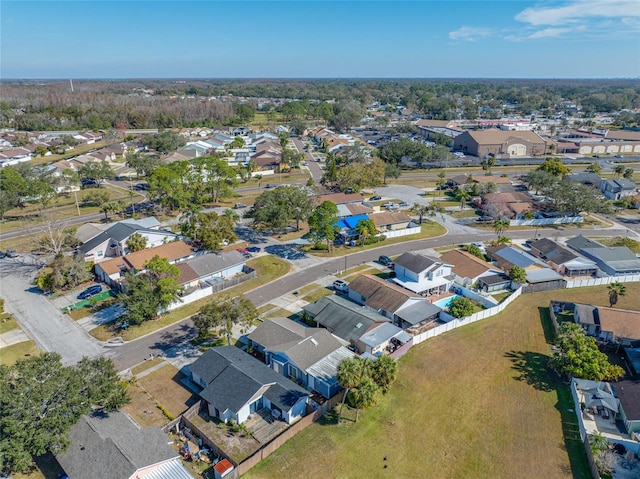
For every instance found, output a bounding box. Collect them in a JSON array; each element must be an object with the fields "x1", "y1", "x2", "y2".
[{"x1": 74, "y1": 190, "x2": 80, "y2": 216}]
